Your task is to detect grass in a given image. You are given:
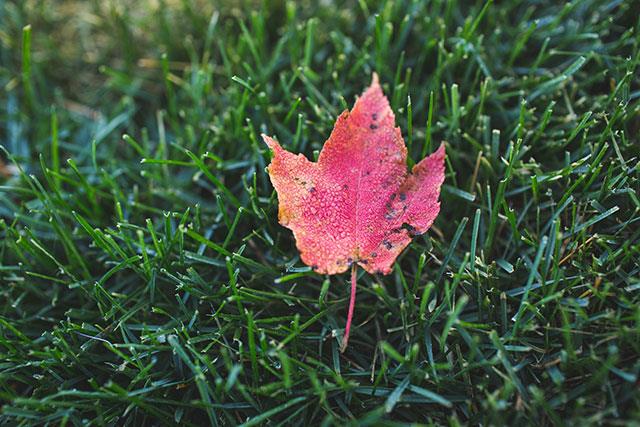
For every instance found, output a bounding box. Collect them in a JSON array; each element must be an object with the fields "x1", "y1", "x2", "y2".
[{"x1": 1, "y1": 0, "x2": 639, "y2": 425}]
